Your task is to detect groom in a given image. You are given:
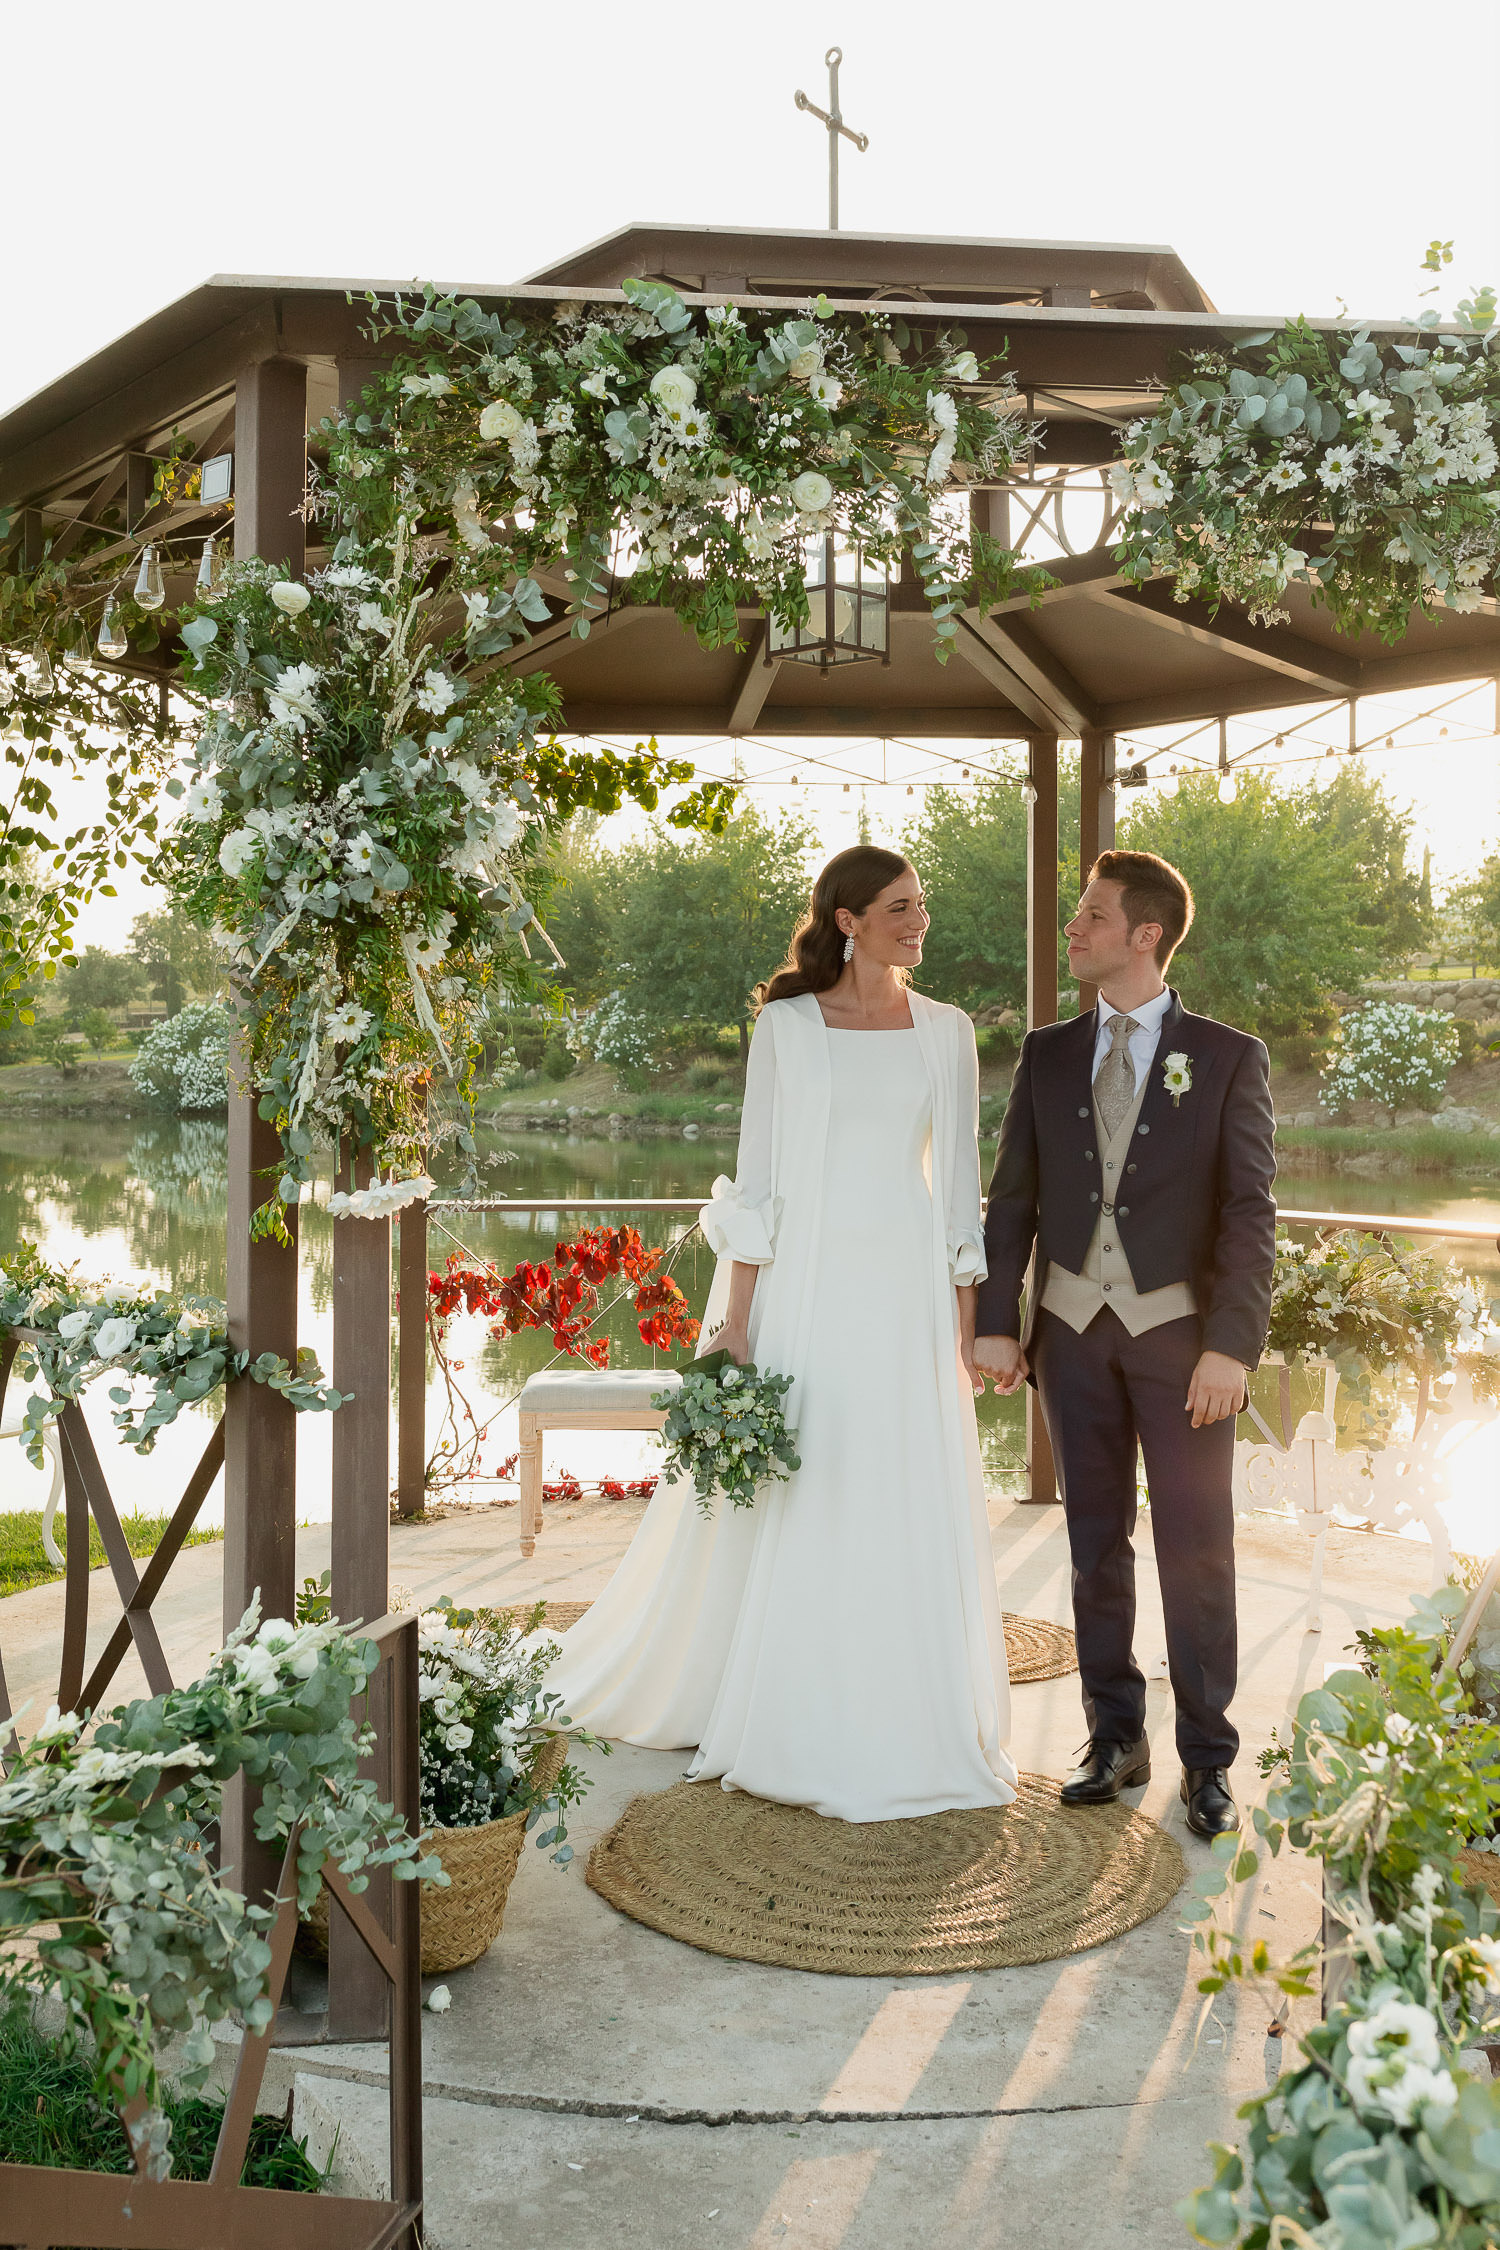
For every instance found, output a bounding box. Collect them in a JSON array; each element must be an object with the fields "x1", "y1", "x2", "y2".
[{"x1": 973, "y1": 850, "x2": 1276, "y2": 1839}]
